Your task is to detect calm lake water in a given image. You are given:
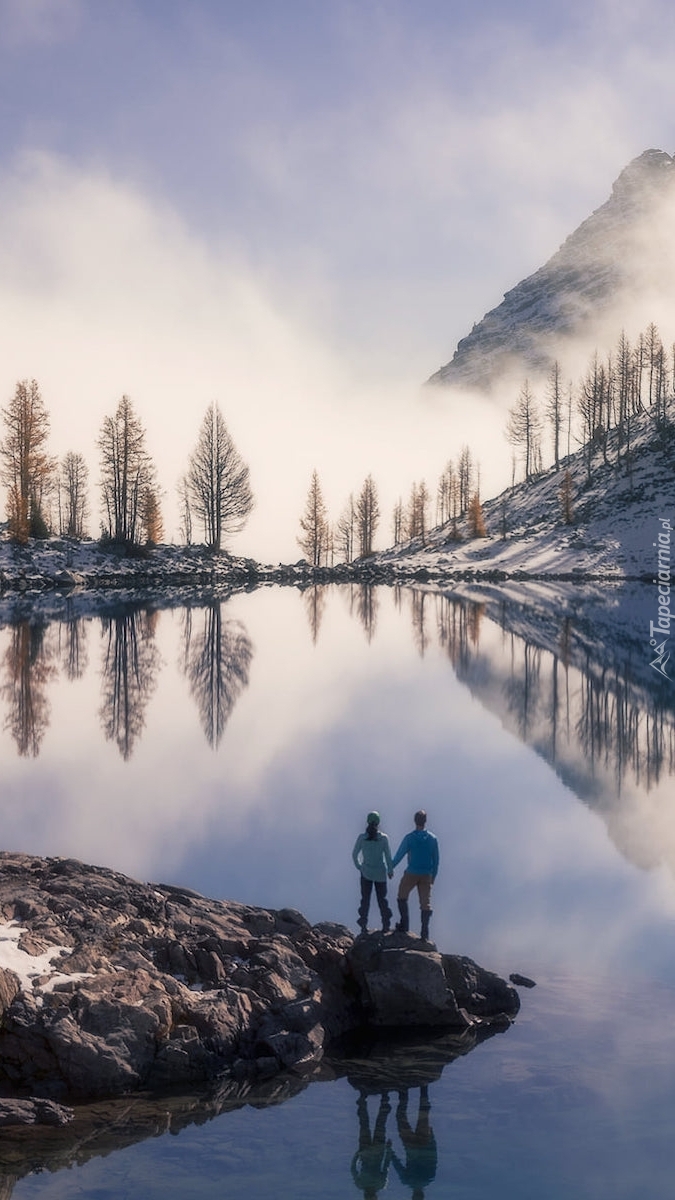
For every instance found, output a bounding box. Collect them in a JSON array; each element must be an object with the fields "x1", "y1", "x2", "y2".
[{"x1": 1, "y1": 581, "x2": 675, "y2": 1198}]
